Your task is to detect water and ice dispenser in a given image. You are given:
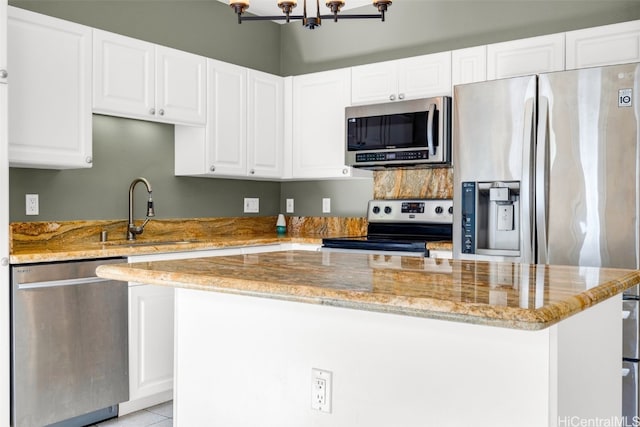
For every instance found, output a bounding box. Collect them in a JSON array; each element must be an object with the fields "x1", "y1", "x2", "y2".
[{"x1": 461, "y1": 181, "x2": 521, "y2": 257}]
